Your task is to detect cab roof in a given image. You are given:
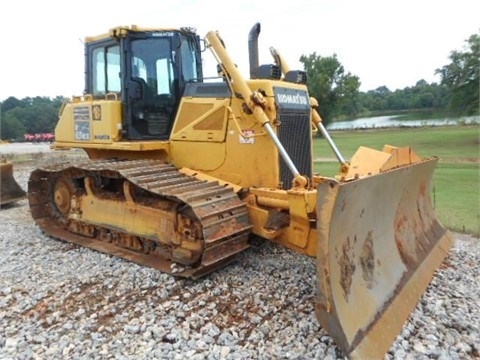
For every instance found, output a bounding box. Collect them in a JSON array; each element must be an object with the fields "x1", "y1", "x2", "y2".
[{"x1": 85, "y1": 25, "x2": 197, "y2": 43}]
